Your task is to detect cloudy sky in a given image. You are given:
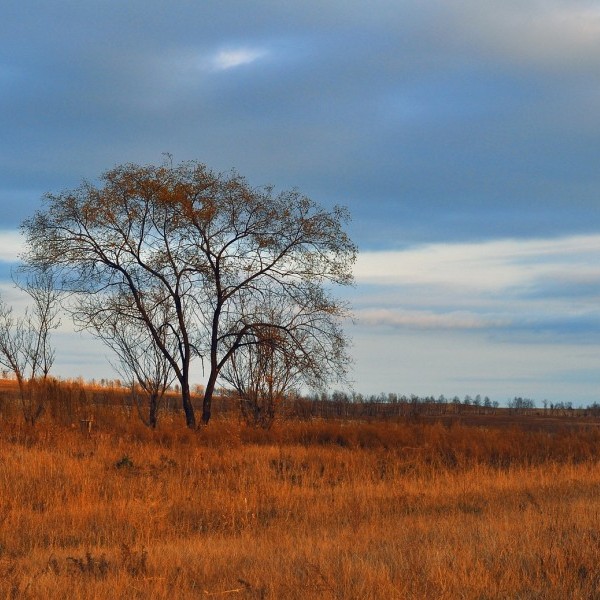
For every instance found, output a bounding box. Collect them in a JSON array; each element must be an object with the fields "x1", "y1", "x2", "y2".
[{"x1": 1, "y1": 1, "x2": 600, "y2": 404}]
